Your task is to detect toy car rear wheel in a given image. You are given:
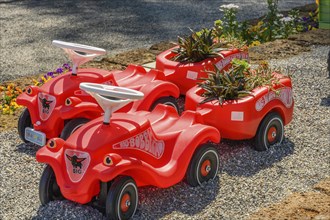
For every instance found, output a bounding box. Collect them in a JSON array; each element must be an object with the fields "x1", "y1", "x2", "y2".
[
  {"x1": 186, "y1": 144, "x2": 219, "y2": 187},
  {"x1": 18, "y1": 108, "x2": 33, "y2": 143},
  {"x1": 106, "y1": 176, "x2": 138, "y2": 220},
  {"x1": 39, "y1": 165, "x2": 63, "y2": 205},
  {"x1": 150, "y1": 97, "x2": 179, "y2": 113},
  {"x1": 60, "y1": 118, "x2": 90, "y2": 140},
  {"x1": 255, "y1": 112, "x2": 284, "y2": 151}
]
